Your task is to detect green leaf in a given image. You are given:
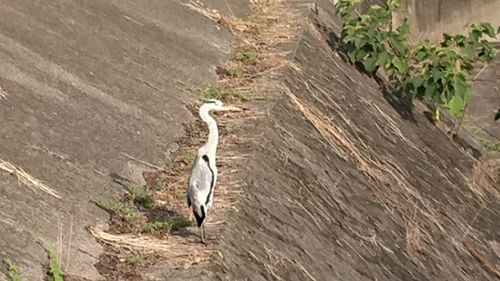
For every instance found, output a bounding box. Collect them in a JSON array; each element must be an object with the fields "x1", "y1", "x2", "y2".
[
  {"x1": 398, "y1": 18, "x2": 410, "y2": 35},
  {"x1": 441, "y1": 33, "x2": 453, "y2": 47},
  {"x1": 377, "y1": 51, "x2": 390, "y2": 67},
  {"x1": 391, "y1": 38, "x2": 407, "y2": 55},
  {"x1": 462, "y1": 47, "x2": 475, "y2": 59},
  {"x1": 416, "y1": 50, "x2": 427, "y2": 61},
  {"x1": 425, "y1": 81, "x2": 437, "y2": 98},
  {"x1": 453, "y1": 35, "x2": 467, "y2": 47},
  {"x1": 363, "y1": 56, "x2": 379, "y2": 72},
  {"x1": 392, "y1": 57, "x2": 404, "y2": 72},
  {"x1": 478, "y1": 40, "x2": 497, "y2": 62},
  {"x1": 453, "y1": 76, "x2": 470, "y2": 99},
  {"x1": 411, "y1": 76, "x2": 424, "y2": 88},
  {"x1": 348, "y1": 49, "x2": 359, "y2": 63},
  {"x1": 480, "y1": 22, "x2": 496, "y2": 37},
  {"x1": 355, "y1": 48, "x2": 367, "y2": 61},
  {"x1": 49, "y1": 250, "x2": 64, "y2": 281},
  {"x1": 353, "y1": 36, "x2": 363, "y2": 49},
  {"x1": 469, "y1": 29, "x2": 481, "y2": 44},
  {"x1": 415, "y1": 84, "x2": 426, "y2": 99},
  {"x1": 447, "y1": 95, "x2": 465, "y2": 116},
  {"x1": 447, "y1": 49, "x2": 459, "y2": 61}
]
